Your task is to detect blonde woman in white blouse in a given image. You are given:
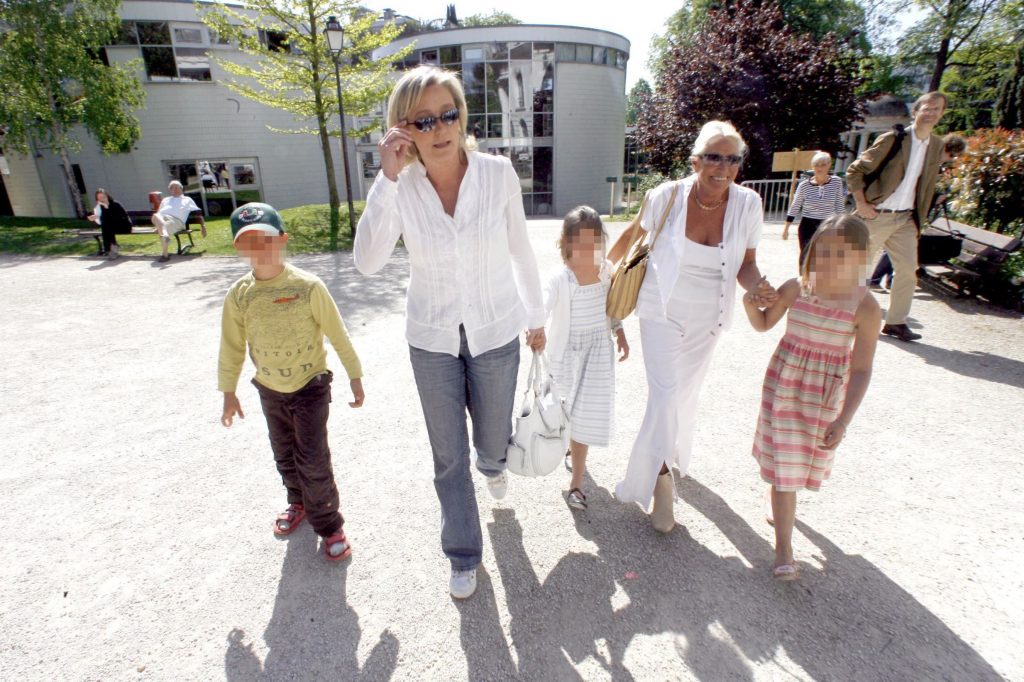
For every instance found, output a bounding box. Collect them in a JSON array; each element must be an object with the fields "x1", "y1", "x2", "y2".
[{"x1": 354, "y1": 66, "x2": 546, "y2": 600}]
